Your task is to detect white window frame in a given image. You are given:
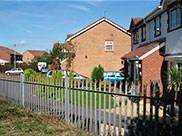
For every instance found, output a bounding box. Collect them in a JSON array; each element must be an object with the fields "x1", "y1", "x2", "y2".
[
  {"x1": 155, "y1": 16, "x2": 161, "y2": 36},
  {"x1": 169, "y1": 6, "x2": 181, "y2": 30},
  {"x1": 105, "y1": 41, "x2": 114, "y2": 51}
]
